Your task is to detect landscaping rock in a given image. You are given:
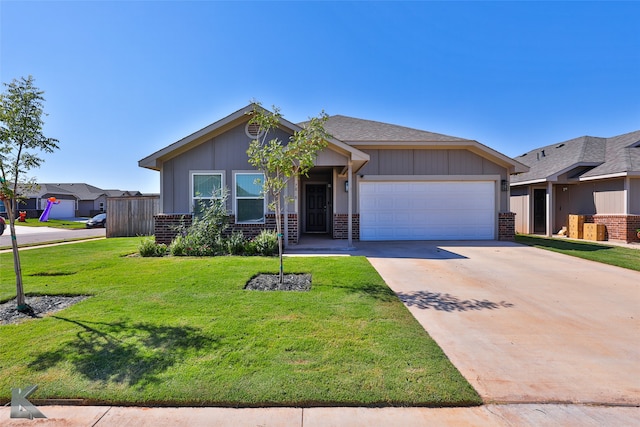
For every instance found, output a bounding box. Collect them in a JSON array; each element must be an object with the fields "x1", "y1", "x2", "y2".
[
  {"x1": 0, "y1": 295, "x2": 88, "y2": 325},
  {"x1": 245, "y1": 274, "x2": 312, "y2": 291}
]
